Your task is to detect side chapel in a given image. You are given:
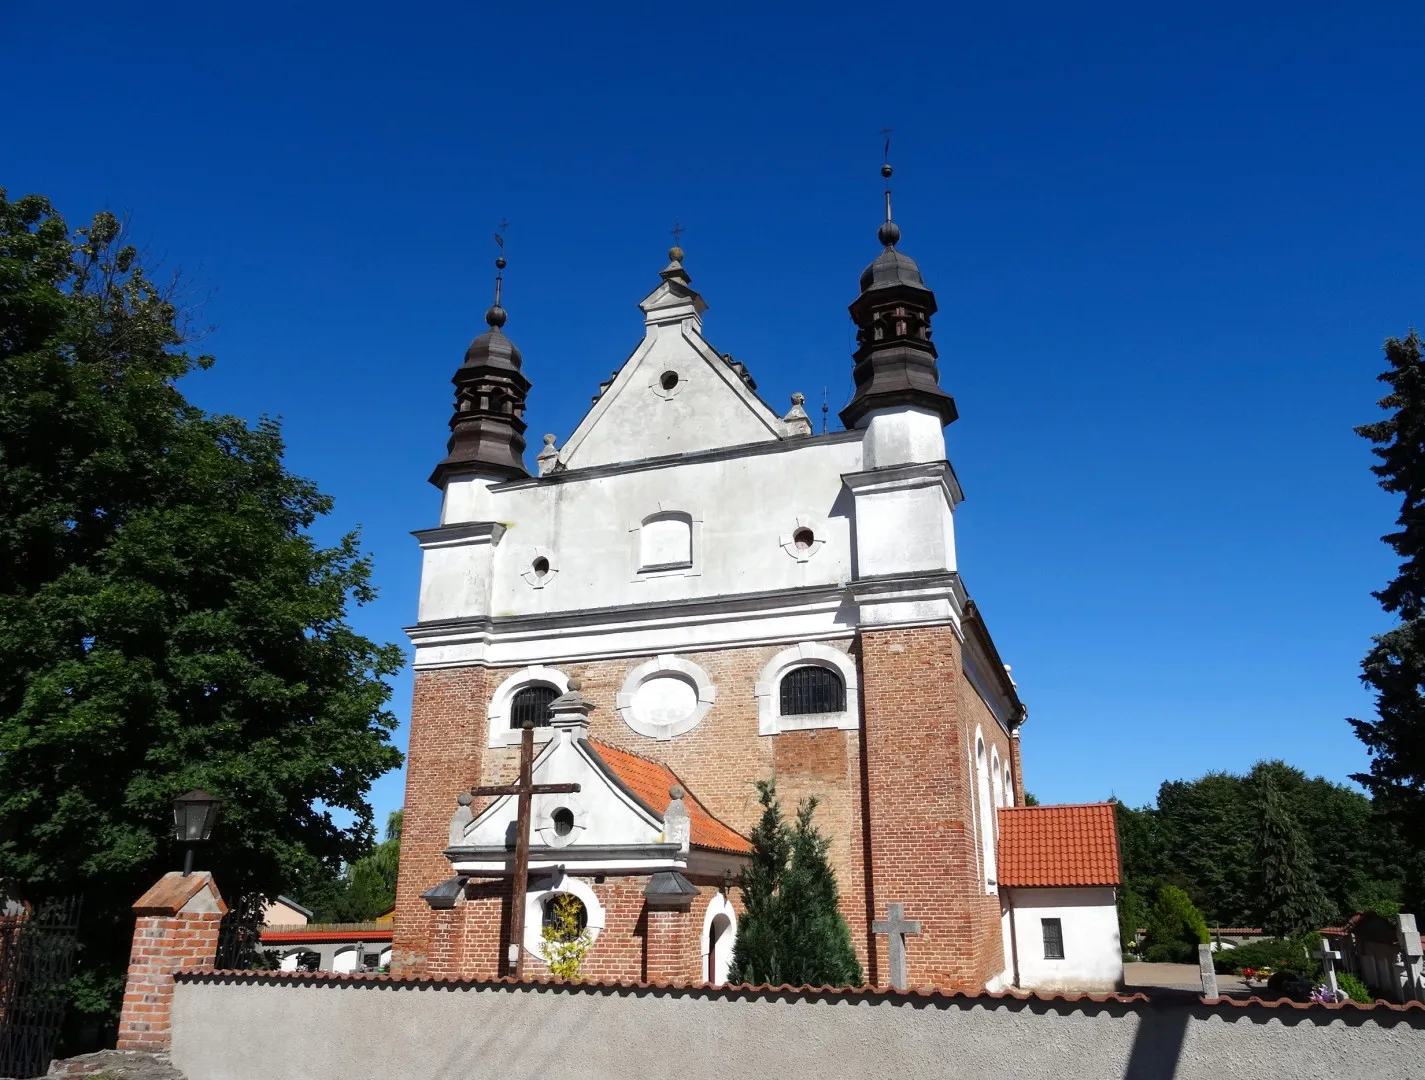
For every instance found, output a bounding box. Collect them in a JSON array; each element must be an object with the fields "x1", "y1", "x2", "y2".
[{"x1": 391, "y1": 171, "x2": 1123, "y2": 992}]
